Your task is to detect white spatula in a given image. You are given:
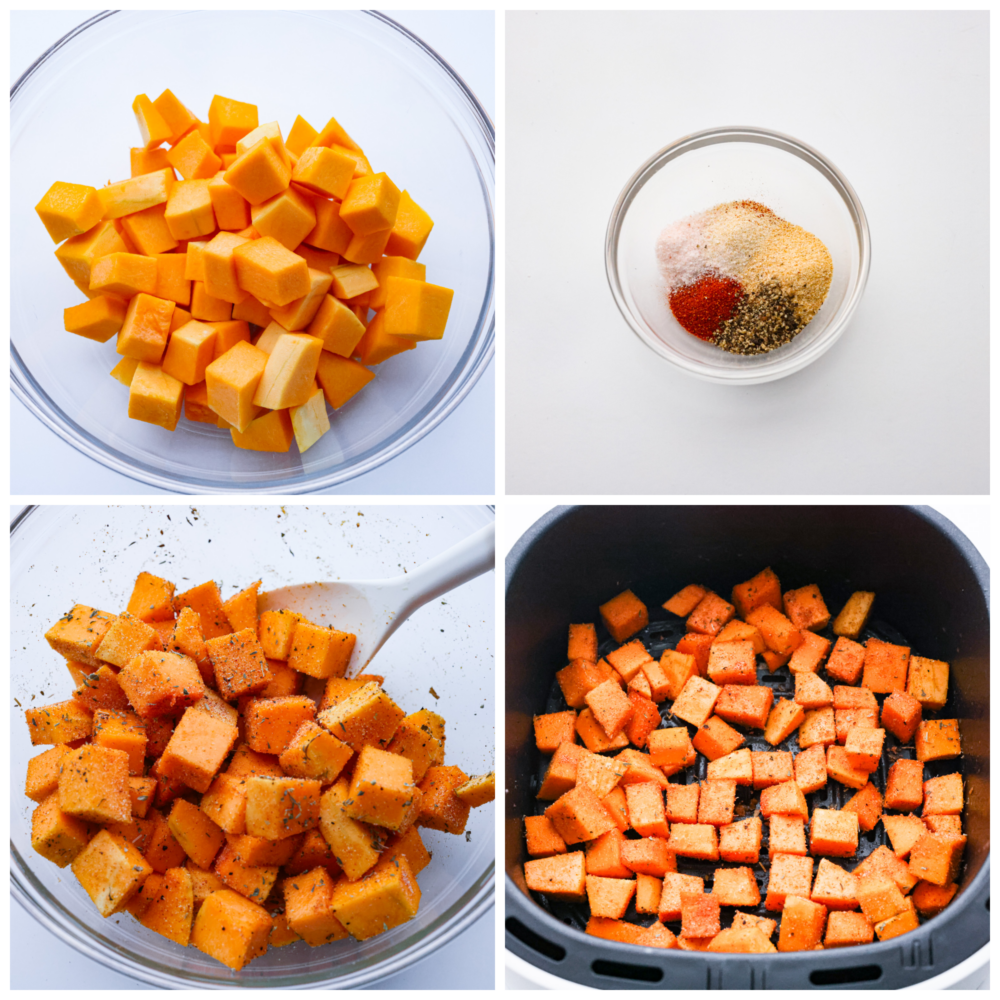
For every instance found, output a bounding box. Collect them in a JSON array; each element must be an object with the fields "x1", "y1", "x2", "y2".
[{"x1": 259, "y1": 521, "x2": 495, "y2": 673}]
